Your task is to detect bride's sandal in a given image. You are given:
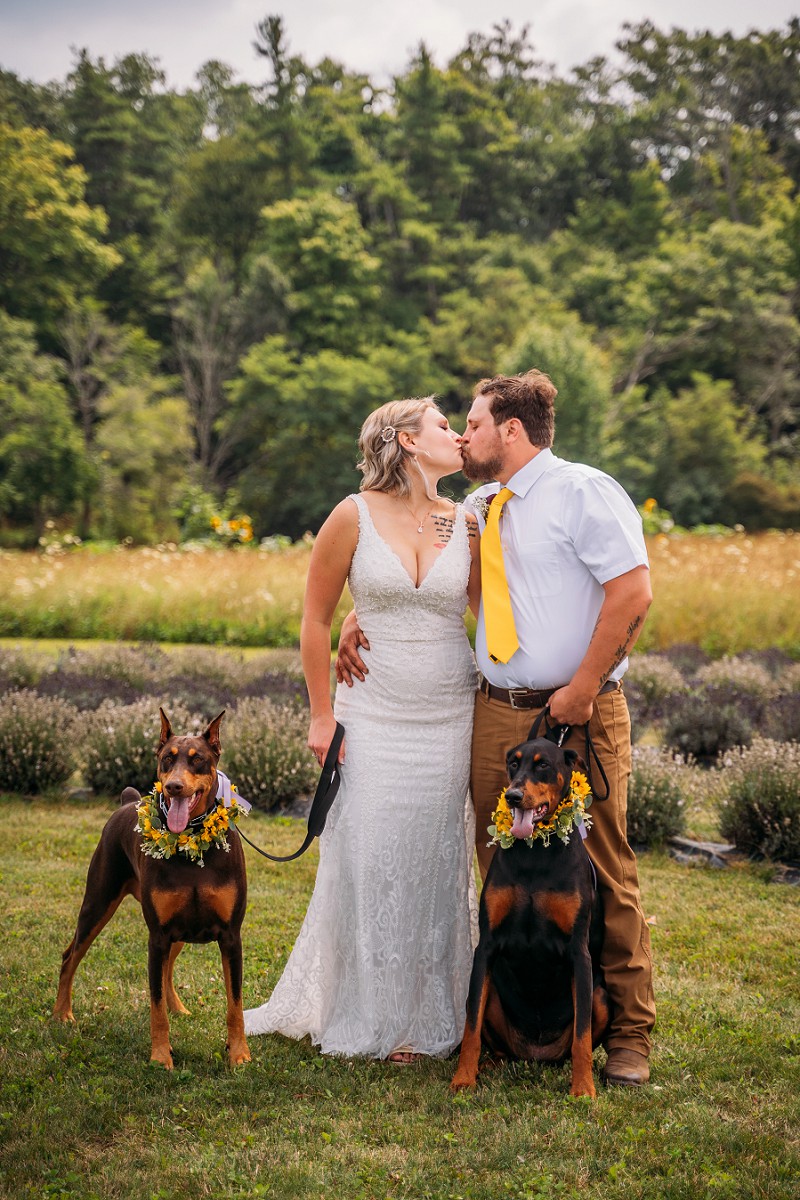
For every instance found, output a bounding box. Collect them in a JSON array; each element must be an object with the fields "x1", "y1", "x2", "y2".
[{"x1": 388, "y1": 1047, "x2": 422, "y2": 1065}]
